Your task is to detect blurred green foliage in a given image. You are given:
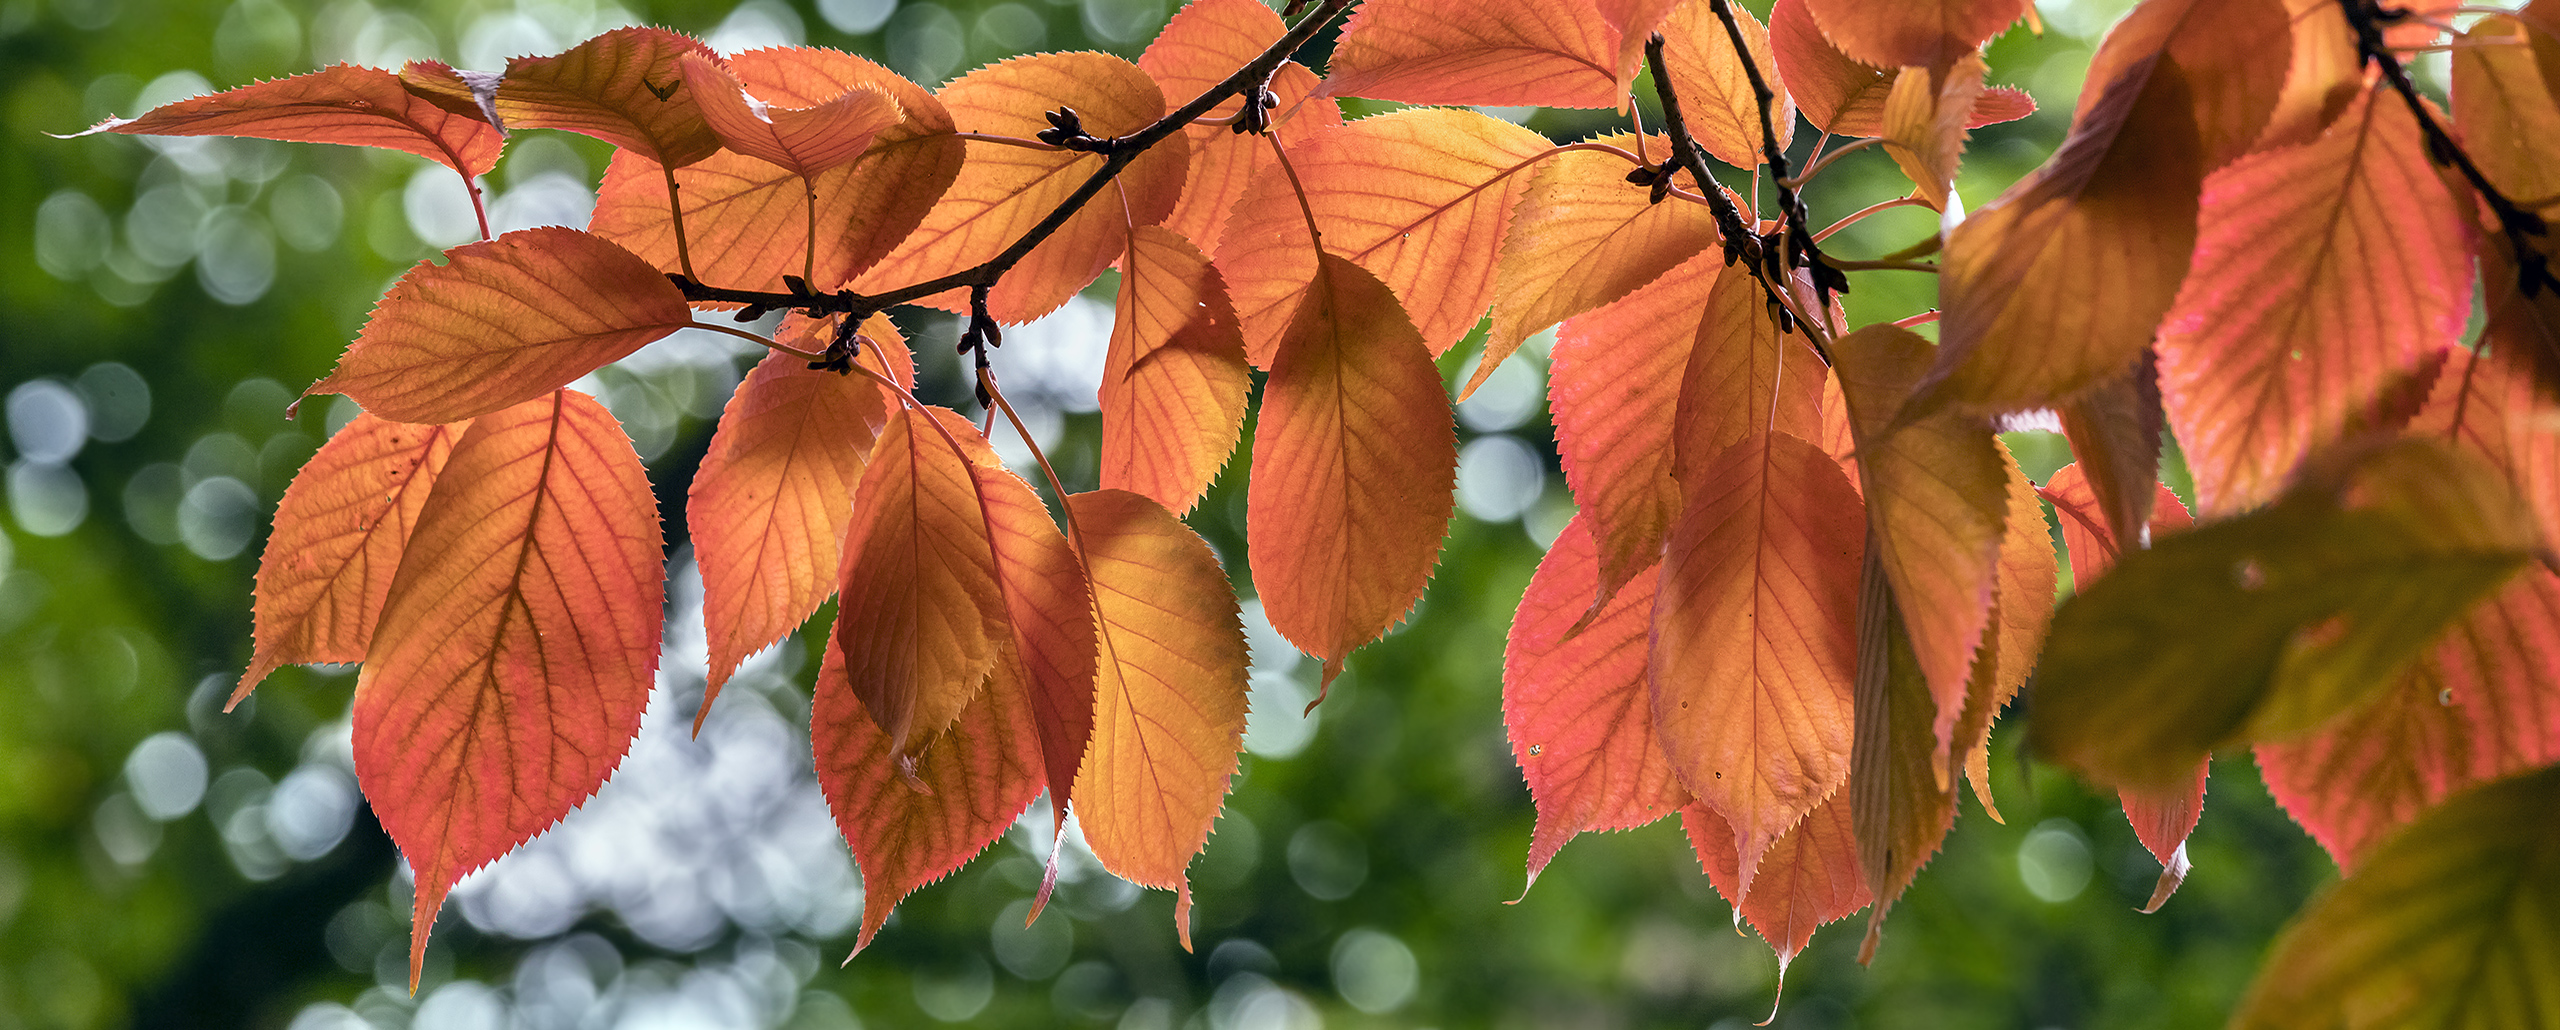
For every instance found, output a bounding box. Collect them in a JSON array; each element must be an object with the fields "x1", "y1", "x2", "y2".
[{"x1": 0, "y1": 0, "x2": 2337, "y2": 1027}]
